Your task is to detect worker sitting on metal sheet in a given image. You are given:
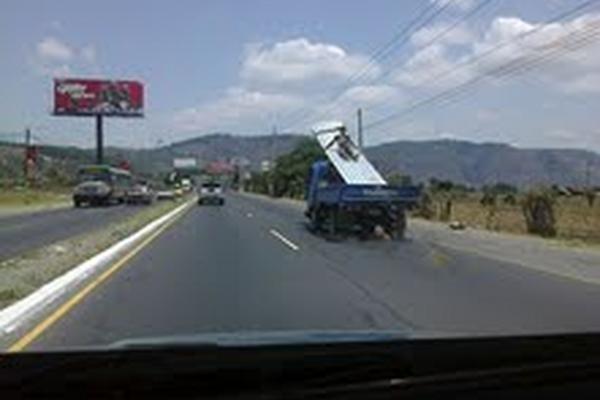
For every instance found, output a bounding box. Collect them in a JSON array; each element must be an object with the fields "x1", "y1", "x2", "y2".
[{"x1": 324, "y1": 127, "x2": 359, "y2": 162}]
